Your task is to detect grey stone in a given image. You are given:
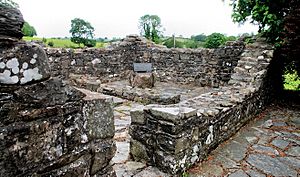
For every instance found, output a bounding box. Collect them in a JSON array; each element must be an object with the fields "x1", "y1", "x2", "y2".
[
  {"x1": 130, "y1": 139, "x2": 150, "y2": 163},
  {"x1": 262, "y1": 120, "x2": 273, "y2": 128},
  {"x1": 245, "y1": 169, "x2": 266, "y2": 177},
  {"x1": 286, "y1": 146, "x2": 300, "y2": 157},
  {"x1": 125, "y1": 161, "x2": 146, "y2": 172},
  {"x1": 252, "y1": 144, "x2": 279, "y2": 155},
  {"x1": 272, "y1": 121, "x2": 287, "y2": 127},
  {"x1": 228, "y1": 169, "x2": 248, "y2": 177},
  {"x1": 0, "y1": 6, "x2": 24, "y2": 41},
  {"x1": 189, "y1": 164, "x2": 224, "y2": 177},
  {"x1": 246, "y1": 154, "x2": 297, "y2": 176},
  {"x1": 278, "y1": 156, "x2": 300, "y2": 170},
  {"x1": 130, "y1": 106, "x2": 146, "y2": 124},
  {"x1": 271, "y1": 138, "x2": 289, "y2": 149},
  {"x1": 288, "y1": 114, "x2": 300, "y2": 127},
  {"x1": 113, "y1": 164, "x2": 127, "y2": 177},
  {"x1": 212, "y1": 154, "x2": 239, "y2": 169},
  {"x1": 129, "y1": 72, "x2": 155, "y2": 88},
  {"x1": 149, "y1": 106, "x2": 197, "y2": 123},
  {"x1": 222, "y1": 141, "x2": 248, "y2": 162},
  {"x1": 133, "y1": 166, "x2": 168, "y2": 177},
  {"x1": 112, "y1": 141, "x2": 129, "y2": 164},
  {"x1": 83, "y1": 98, "x2": 115, "y2": 139},
  {"x1": 0, "y1": 42, "x2": 51, "y2": 88}
]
